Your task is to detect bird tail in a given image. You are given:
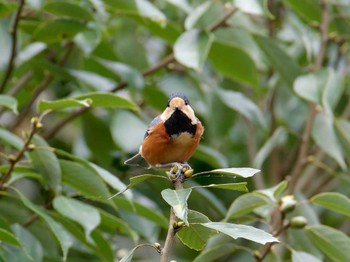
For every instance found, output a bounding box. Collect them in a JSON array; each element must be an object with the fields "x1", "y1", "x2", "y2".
[{"x1": 124, "y1": 153, "x2": 150, "y2": 168}]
